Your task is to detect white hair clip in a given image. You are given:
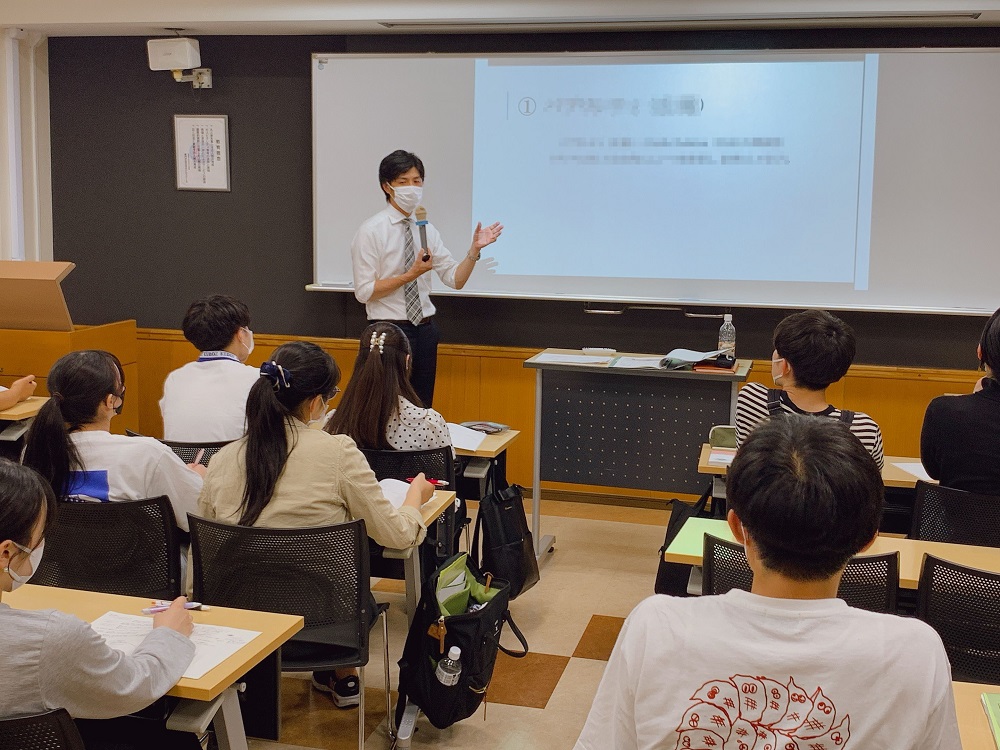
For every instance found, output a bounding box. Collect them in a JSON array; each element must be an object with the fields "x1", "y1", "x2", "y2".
[{"x1": 369, "y1": 332, "x2": 387, "y2": 355}]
